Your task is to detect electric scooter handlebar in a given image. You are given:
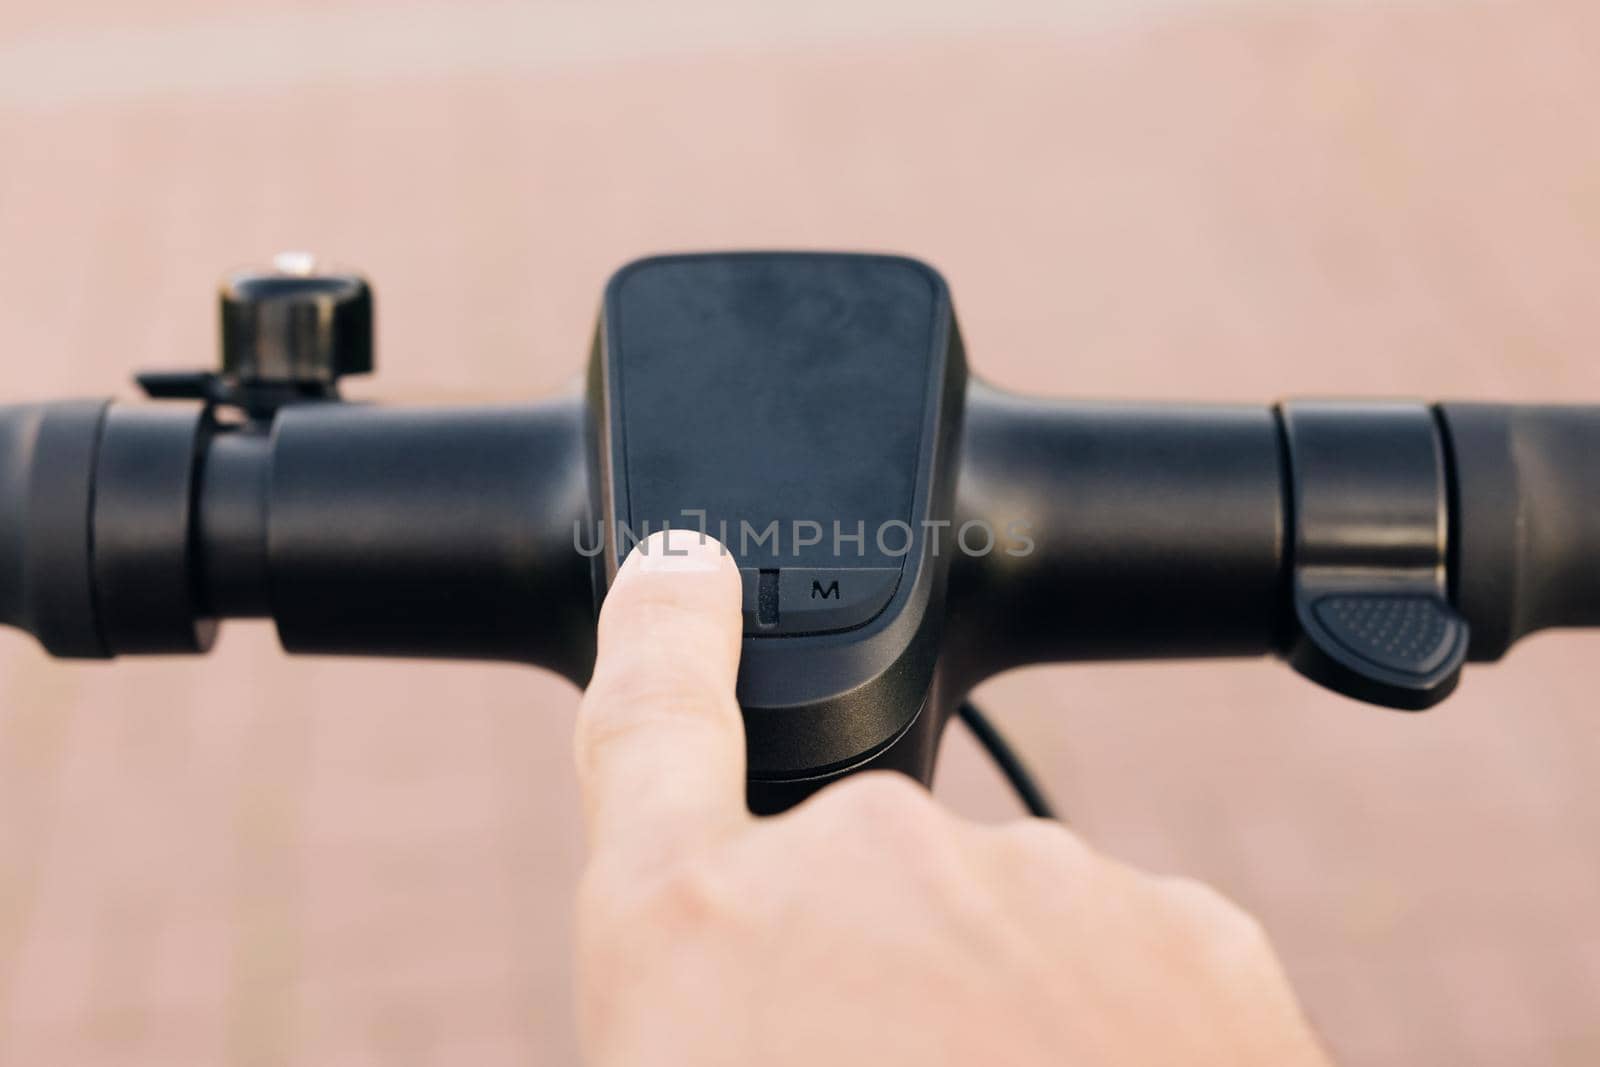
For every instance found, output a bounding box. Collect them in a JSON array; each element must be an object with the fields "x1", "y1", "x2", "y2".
[
  {"x1": 0, "y1": 252, "x2": 1595, "y2": 811},
  {"x1": 0, "y1": 396, "x2": 596, "y2": 673},
  {"x1": 950, "y1": 389, "x2": 1600, "y2": 684}
]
